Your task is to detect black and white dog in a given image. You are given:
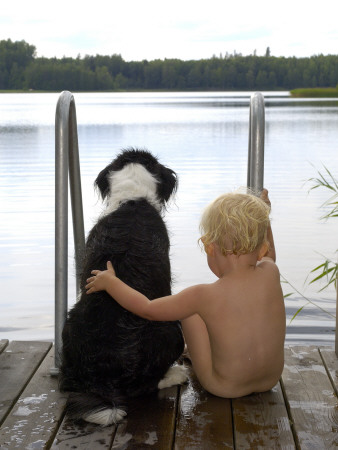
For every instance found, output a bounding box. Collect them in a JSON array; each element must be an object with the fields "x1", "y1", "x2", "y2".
[{"x1": 59, "y1": 148, "x2": 186, "y2": 426}]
